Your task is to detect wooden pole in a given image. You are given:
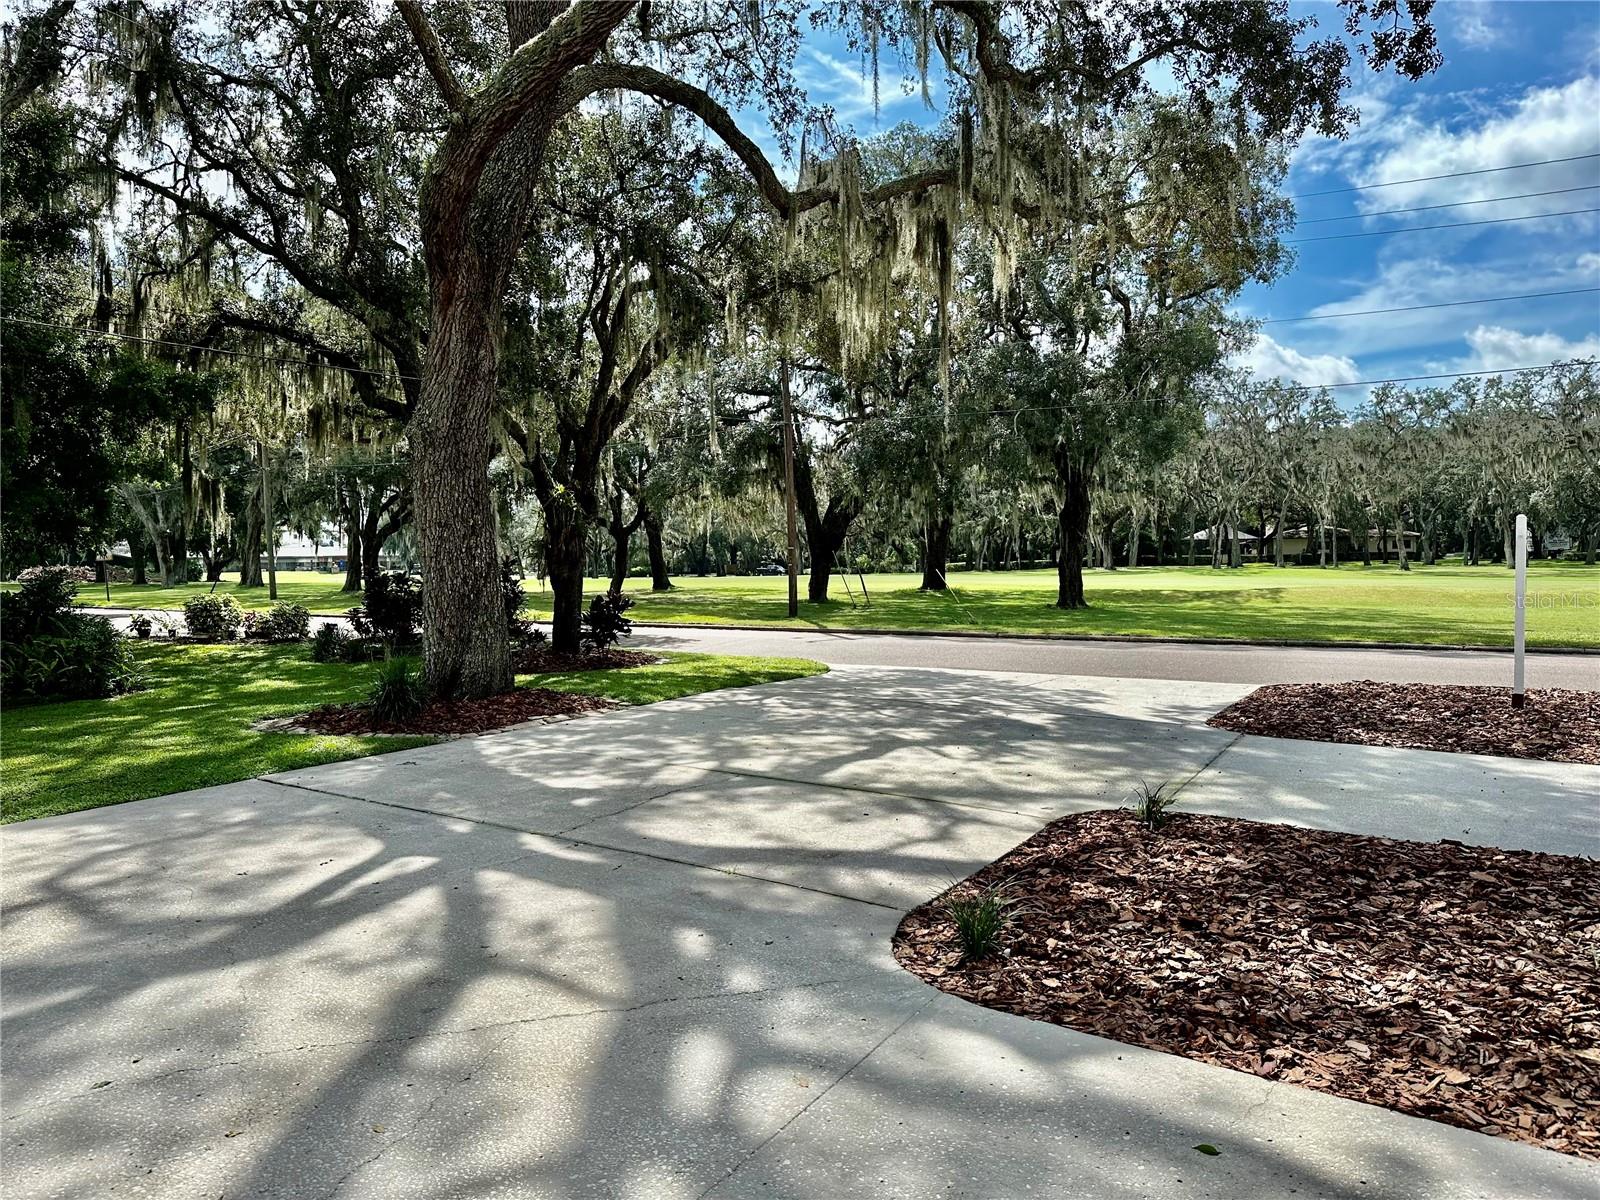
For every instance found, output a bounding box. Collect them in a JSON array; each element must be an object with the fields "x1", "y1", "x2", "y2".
[{"x1": 779, "y1": 355, "x2": 799, "y2": 618}]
